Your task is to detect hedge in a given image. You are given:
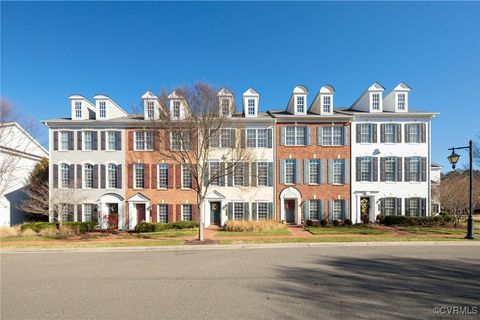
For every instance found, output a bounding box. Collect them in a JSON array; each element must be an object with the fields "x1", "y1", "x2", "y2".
[
  {"x1": 134, "y1": 221, "x2": 199, "y2": 233},
  {"x1": 63, "y1": 222, "x2": 98, "y2": 233},
  {"x1": 20, "y1": 222, "x2": 56, "y2": 232},
  {"x1": 377, "y1": 214, "x2": 446, "y2": 227}
]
